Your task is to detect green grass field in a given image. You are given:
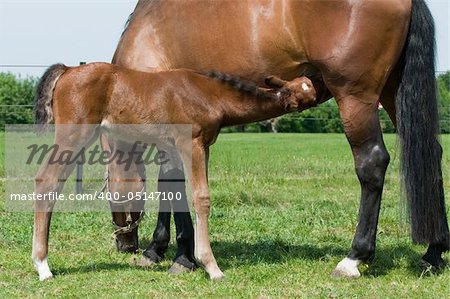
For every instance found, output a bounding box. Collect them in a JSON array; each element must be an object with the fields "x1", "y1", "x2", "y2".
[{"x1": 0, "y1": 133, "x2": 449, "y2": 298}]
